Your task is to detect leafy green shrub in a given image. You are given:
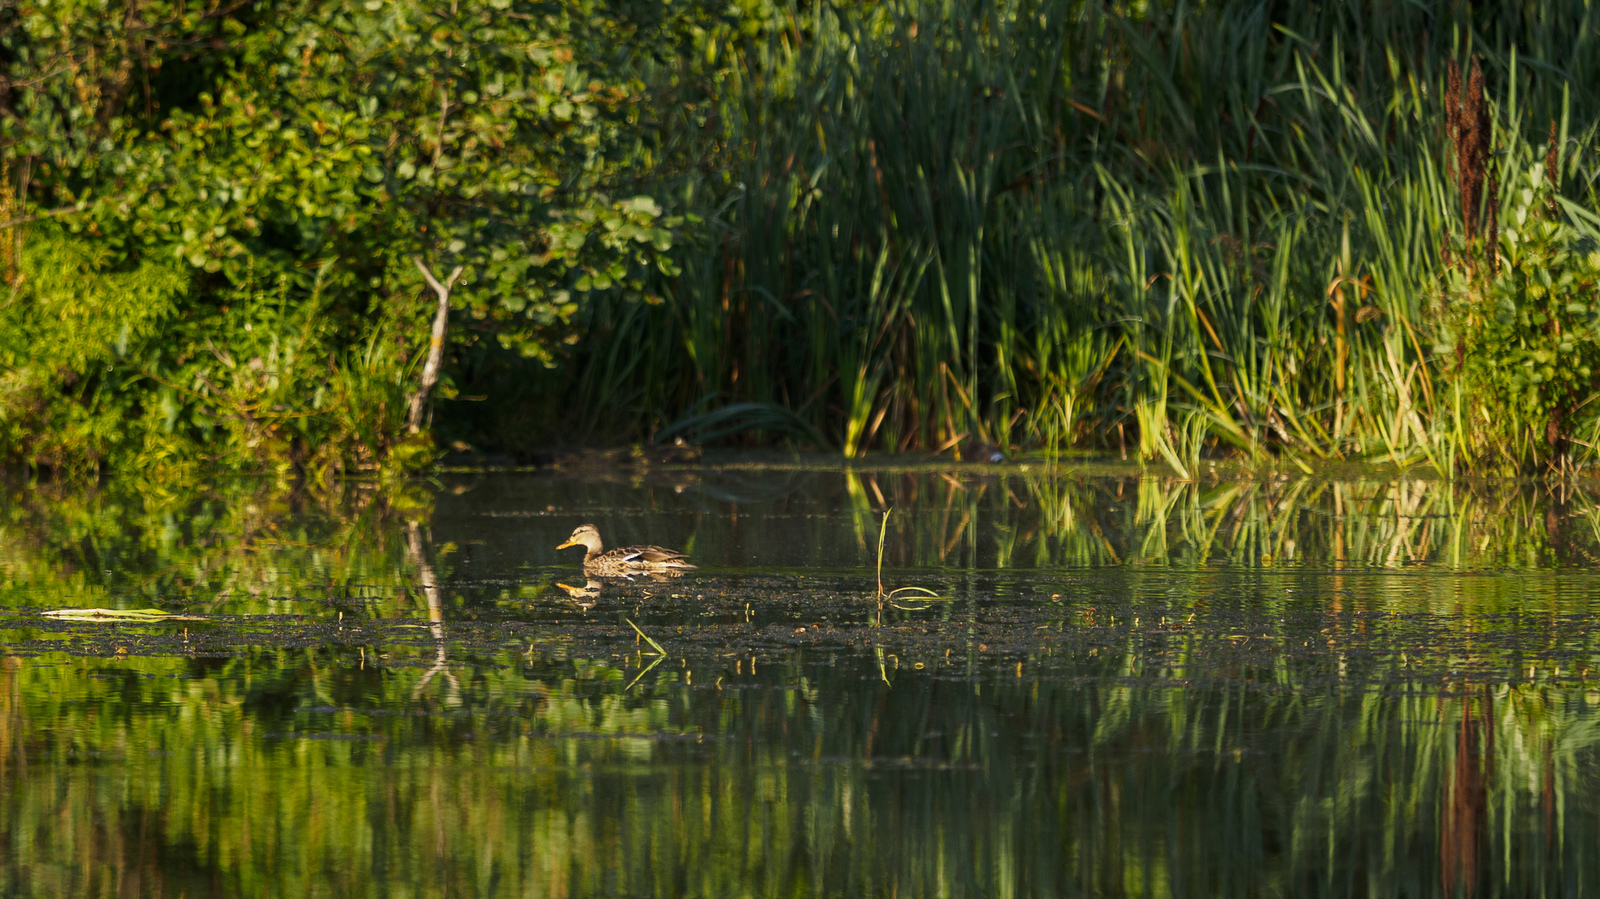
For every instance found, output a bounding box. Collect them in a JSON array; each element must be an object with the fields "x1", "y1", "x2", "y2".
[
  {"x1": 1439, "y1": 162, "x2": 1600, "y2": 473},
  {"x1": 0, "y1": 0, "x2": 700, "y2": 477},
  {"x1": 0, "y1": 226, "x2": 420, "y2": 481},
  {"x1": 0, "y1": 229, "x2": 185, "y2": 474}
]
